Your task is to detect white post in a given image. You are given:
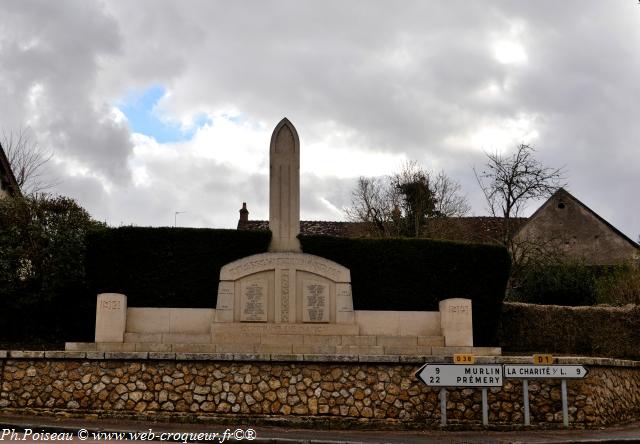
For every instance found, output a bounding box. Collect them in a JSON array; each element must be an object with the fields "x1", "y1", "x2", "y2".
[
  {"x1": 561, "y1": 379, "x2": 569, "y2": 427},
  {"x1": 482, "y1": 387, "x2": 488, "y2": 426}
]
